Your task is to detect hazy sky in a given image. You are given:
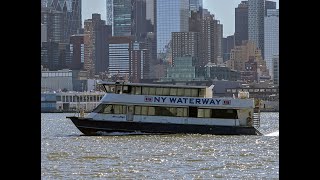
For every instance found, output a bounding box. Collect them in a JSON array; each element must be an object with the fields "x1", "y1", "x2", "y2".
[{"x1": 82, "y1": 0, "x2": 279, "y2": 37}]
